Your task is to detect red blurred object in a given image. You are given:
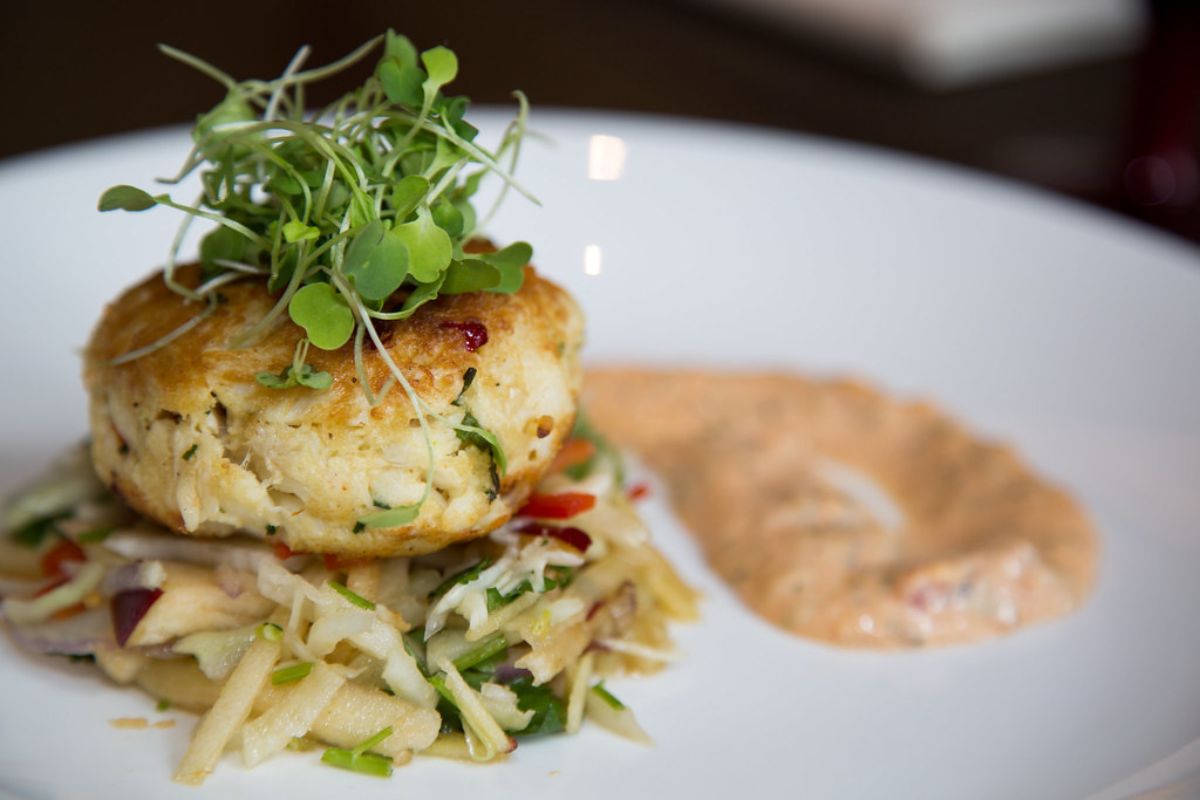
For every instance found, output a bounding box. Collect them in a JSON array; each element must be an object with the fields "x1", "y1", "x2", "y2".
[
  {"x1": 518, "y1": 492, "x2": 597, "y2": 519},
  {"x1": 438, "y1": 320, "x2": 489, "y2": 352},
  {"x1": 273, "y1": 541, "x2": 295, "y2": 561},
  {"x1": 323, "y1": 553, "x2": 368, "y2": 571},
  {"x1": 550, "y1": 438, "x2": 597, "y2": 474},
  {"x1": 627, "y1": 483, "x2": 651, "y2": 501},
  {"x1": 33, "y1": 577, "x2": 68, "y2": 598},
  {"x1": 40, "y1": 539, "x2": 86, "y2": 578},
  {"x1": 516, "y1": 522, "x2": 592, "y2": 553},
  {"x1": 111, "y1": 588, "x2": 164, "y2": 646}
]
